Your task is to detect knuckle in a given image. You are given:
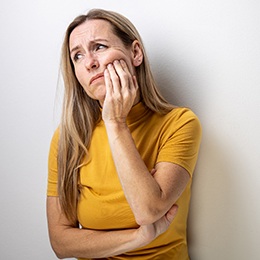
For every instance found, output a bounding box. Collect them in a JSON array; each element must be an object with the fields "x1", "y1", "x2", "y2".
[{"x1": 114, "y1": 92, "x2": 122, "y2": 100}]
